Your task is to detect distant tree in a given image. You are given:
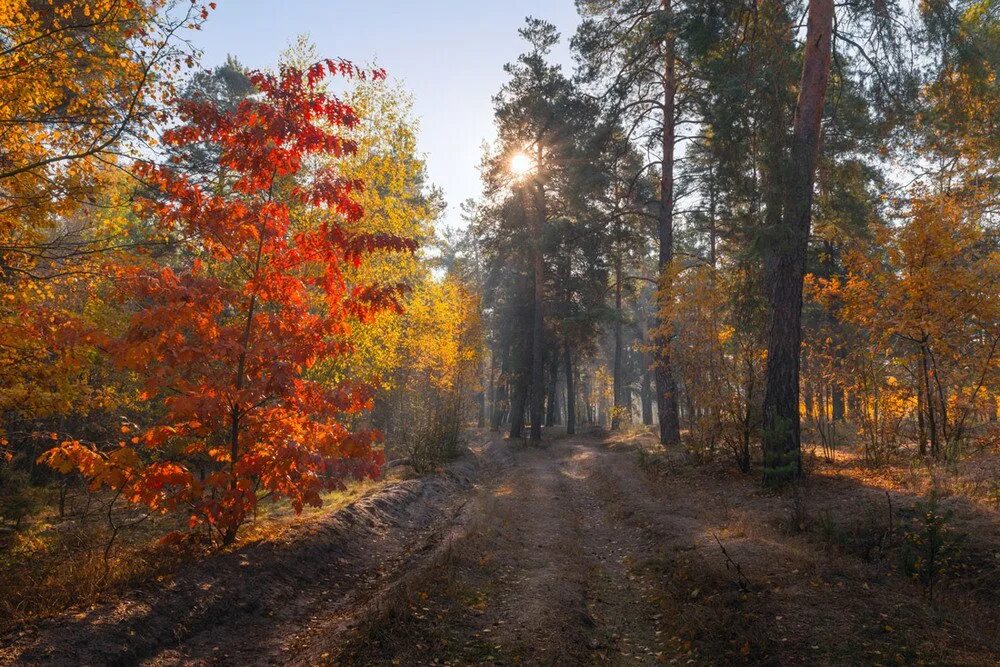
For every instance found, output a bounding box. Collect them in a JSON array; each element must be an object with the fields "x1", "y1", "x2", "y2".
[
  {"x1": 484, "y1": 18, "x2": 596, "y2": 441},
  {"x1": 575, "y1": 0, "x2": 689, "y2": 446}
]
